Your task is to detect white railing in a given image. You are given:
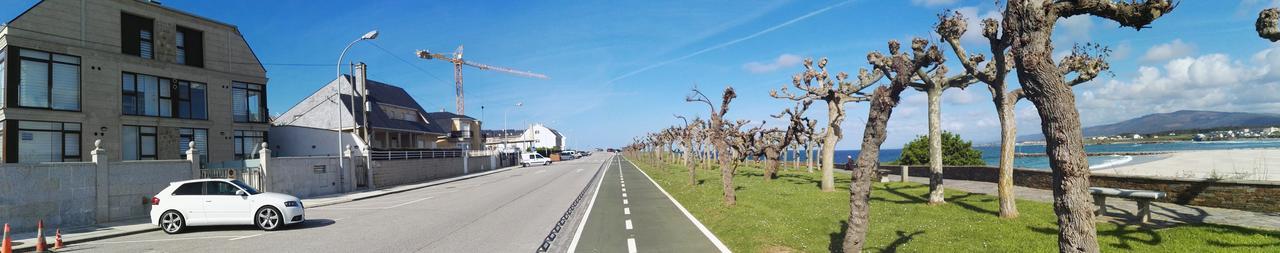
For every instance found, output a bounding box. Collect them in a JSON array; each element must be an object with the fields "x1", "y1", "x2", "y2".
[{"x1": 371, "y1": 149, "x2": 464, "y2": 160}]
